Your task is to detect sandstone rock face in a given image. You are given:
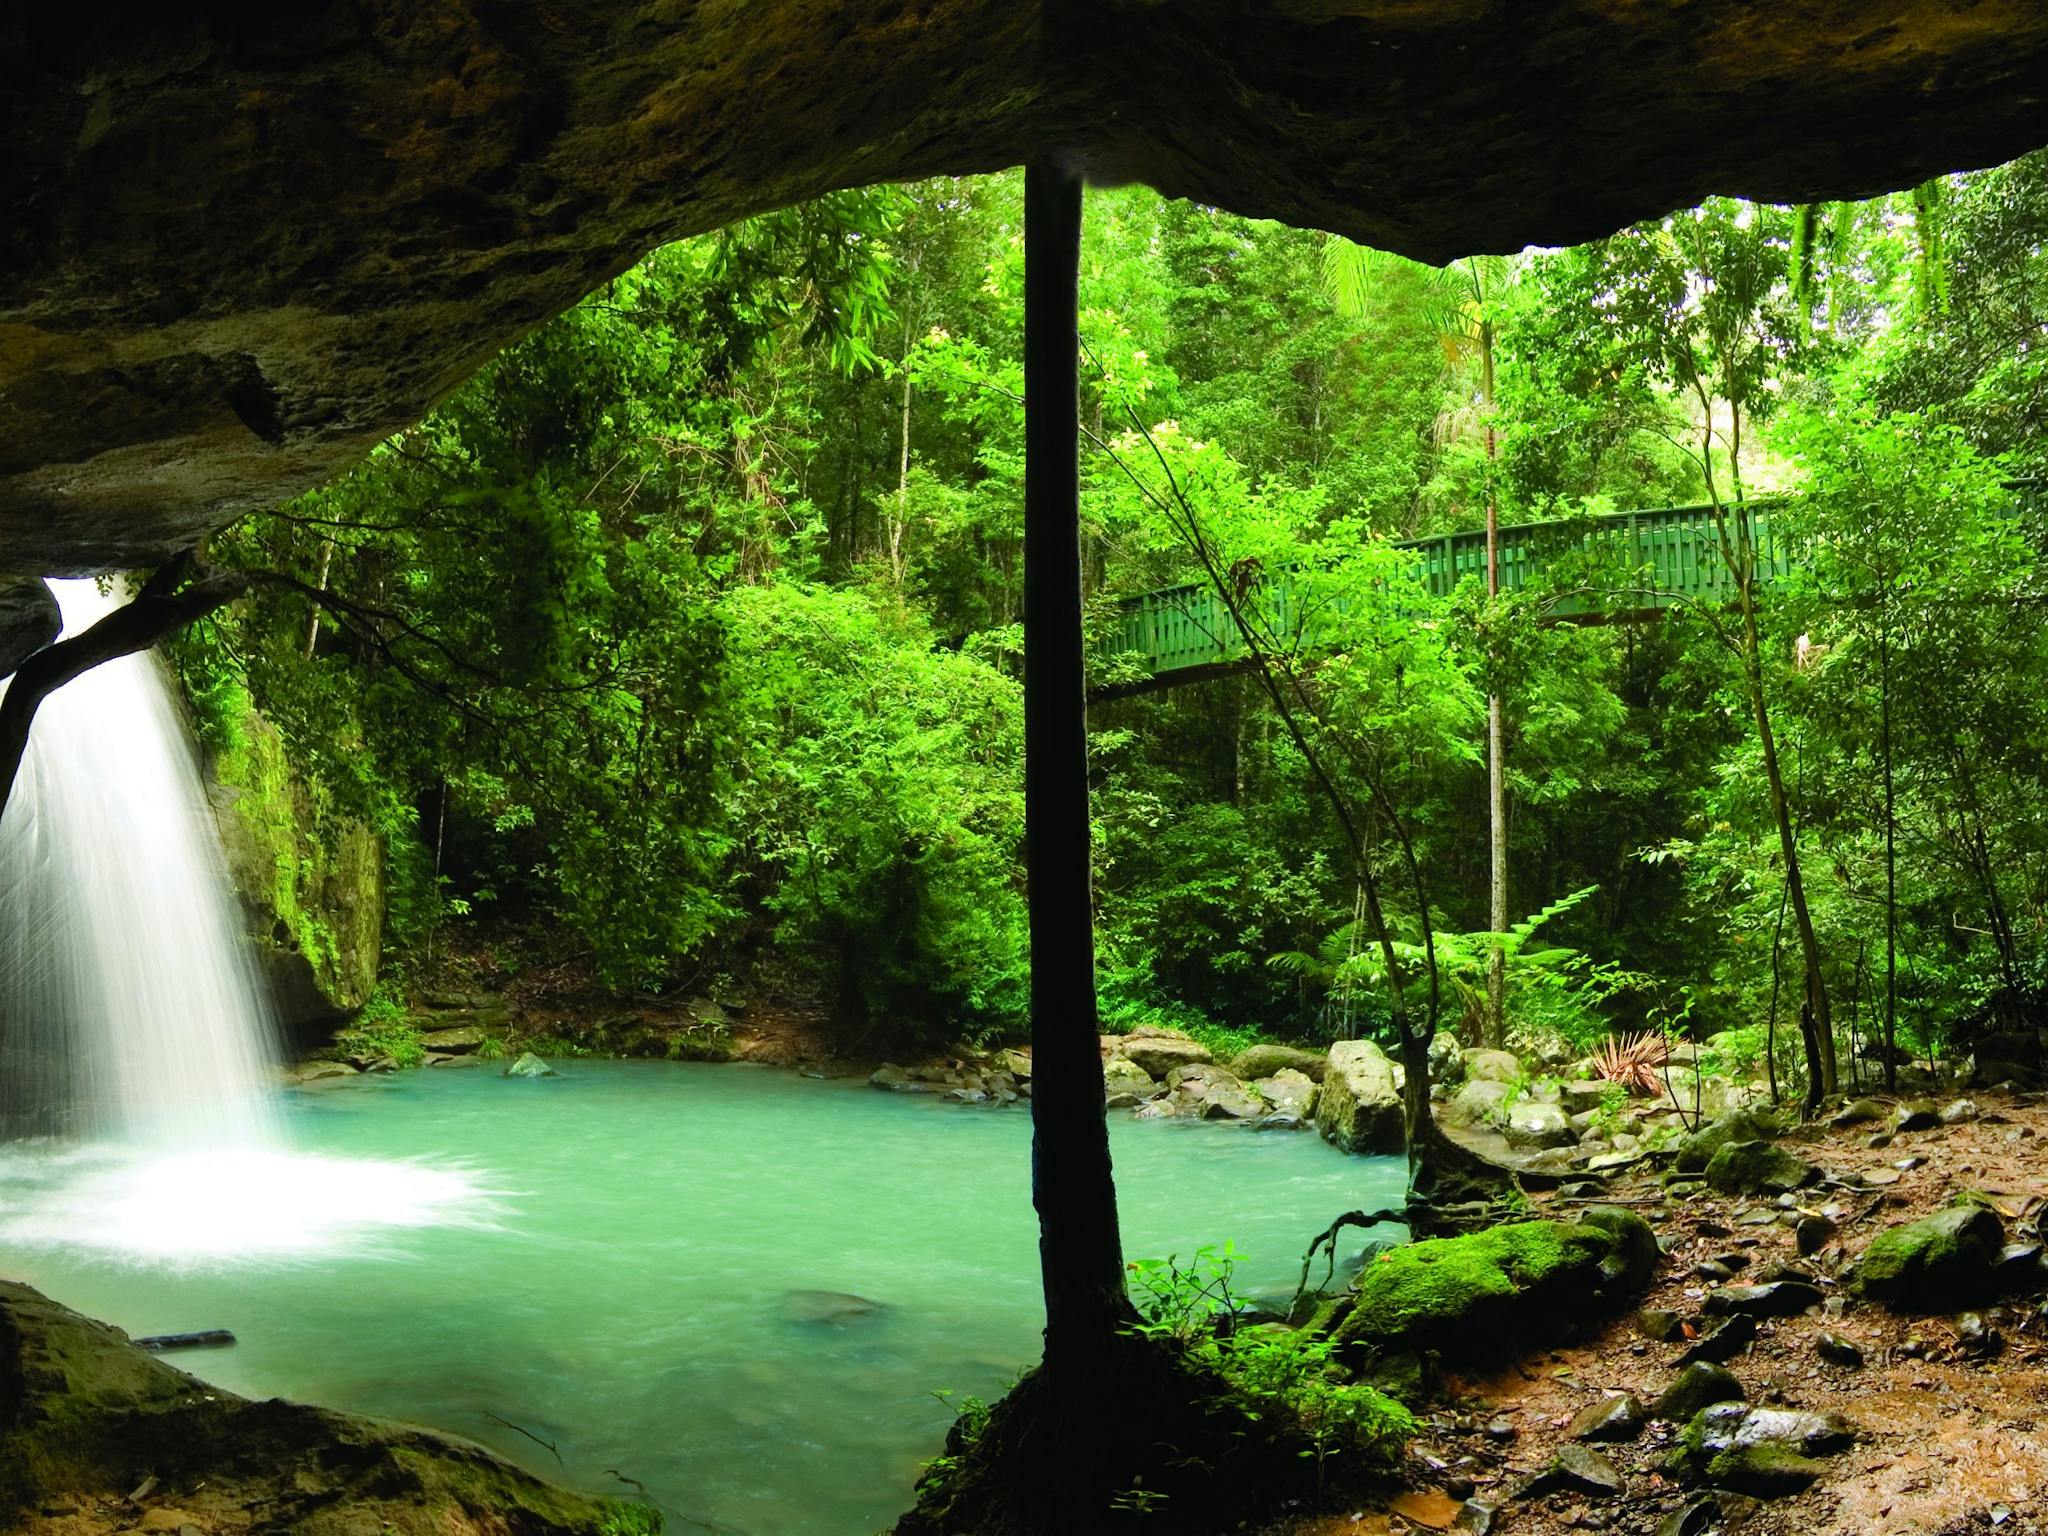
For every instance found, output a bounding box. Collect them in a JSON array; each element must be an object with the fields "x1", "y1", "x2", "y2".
[
  {"x1": 0, "y1": 1278, "x2": 617, "y2": 1533},
  {"x1": 6, "y1": 5, "x2": 2048, "y2": 576},
  {"x1": 1315, "y1": 1038, "x2": 1404, "y2": 1154}
]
